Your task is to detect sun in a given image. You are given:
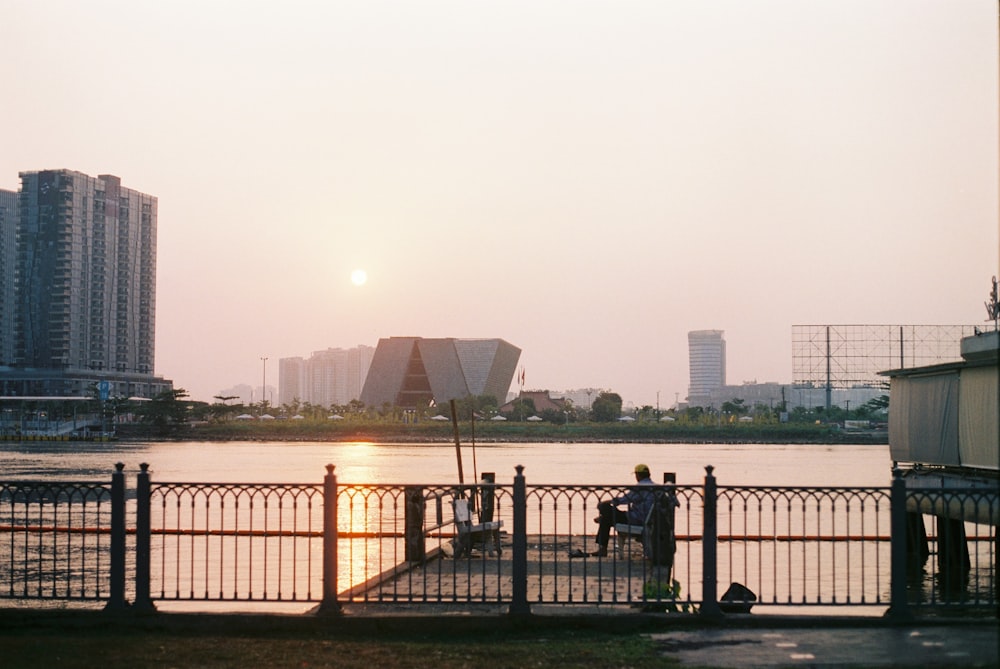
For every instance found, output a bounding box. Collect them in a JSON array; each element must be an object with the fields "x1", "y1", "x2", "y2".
[{"x1": 350, "y1": 269, "x2": 368, "y2": 286}]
